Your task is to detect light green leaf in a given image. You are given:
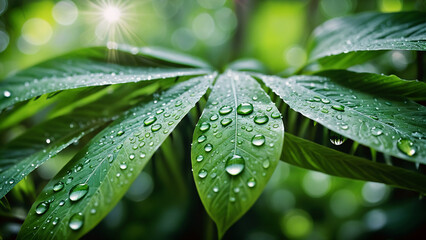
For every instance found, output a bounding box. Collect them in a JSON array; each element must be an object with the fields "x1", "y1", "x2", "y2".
[
  {"x1": 17, "y1": 74, "x2": 214, "y2": 240},
  {"x1": 282, "y1": 133, "x2": 426, "y2": 193},
  {"x1": 259, "y1": 72, "x2": 426, "y2": 163},
  {"x1": 0, "y1": 114, "x2": 107, "y2": 199},
  {"x1": 0, "y1": 56, "x2": 211, "y2": 111},
  {"x1": 191, "y1": 71, "x2": 284, "y2": 238},
  {"x1": 309, "y1": 11, "x2": 426, "y2": 67}
]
